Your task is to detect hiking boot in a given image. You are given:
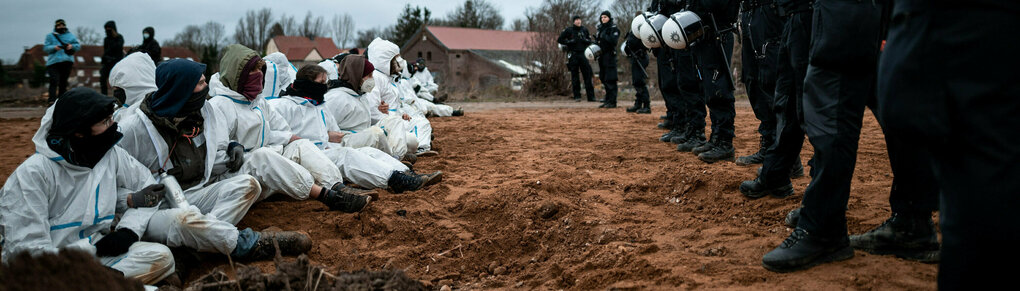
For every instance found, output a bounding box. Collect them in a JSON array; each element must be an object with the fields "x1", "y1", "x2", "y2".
[
  {"x1": 419, "y1": 171, "x2": 443, "y2": 187},
  {"x1": 740, "y1": 177, "x2": 794, "y2": 199},
  {"x1": 698, "y1": 142, "x2": 735, "y2": 163},
  {"x1": 387, "y1": 171, "x2": 426, "y2": 193},
  {"x1": 402, "y1": 153, "x2": 417, "y2": 165},
  {"x1": 332, "y1": 182, "x2": 378, "y2": 201},
  {"x1": 452, "y1": 109, "x2": 464, "y2": 116},
  {"x1": 757, "y1": 162, "x2": 806, "y2": 180},
  {"x1": 636, "y1": 107, "x2": 651, "y2": 114},
  {"x1": 603, "y1": 103, "x2": 616, "y2": 108},
  {"x1": 849, "y1": 213, "x2": 939, "y2": 263},
  {"x1": 785, "y1": 207, "x2": 802, "y2": 228},
  {"x1": 762, "y1": 228, "x2": 854, "y2": 273},
  {"x1": 669, "y1": 128, "x2": 690, "y2": 144},
  {"x1": 235, "y1": 230, "x2": 313, "y2": 261},
  {"x1": 692, "y1": 137, "x2": 717, "y2": 155},
  {"x1": 736, "y1": 151, "x2": 765, "y2": 166},
  {"x1": 318, "y1": 187, "x2": 372, "y2": 213},
  {"x1": 657, "y1": 120, "x2": 674, "y2": 130},
  {"x1": 677, "y1": 133, "x2": 707, "y2": 152},
  {"x1": 626, "y1": 105, "x2": 641, "y2": 112},
  {"x1": 660, "y1": 129, "x2": 683, "y2": 142}
]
